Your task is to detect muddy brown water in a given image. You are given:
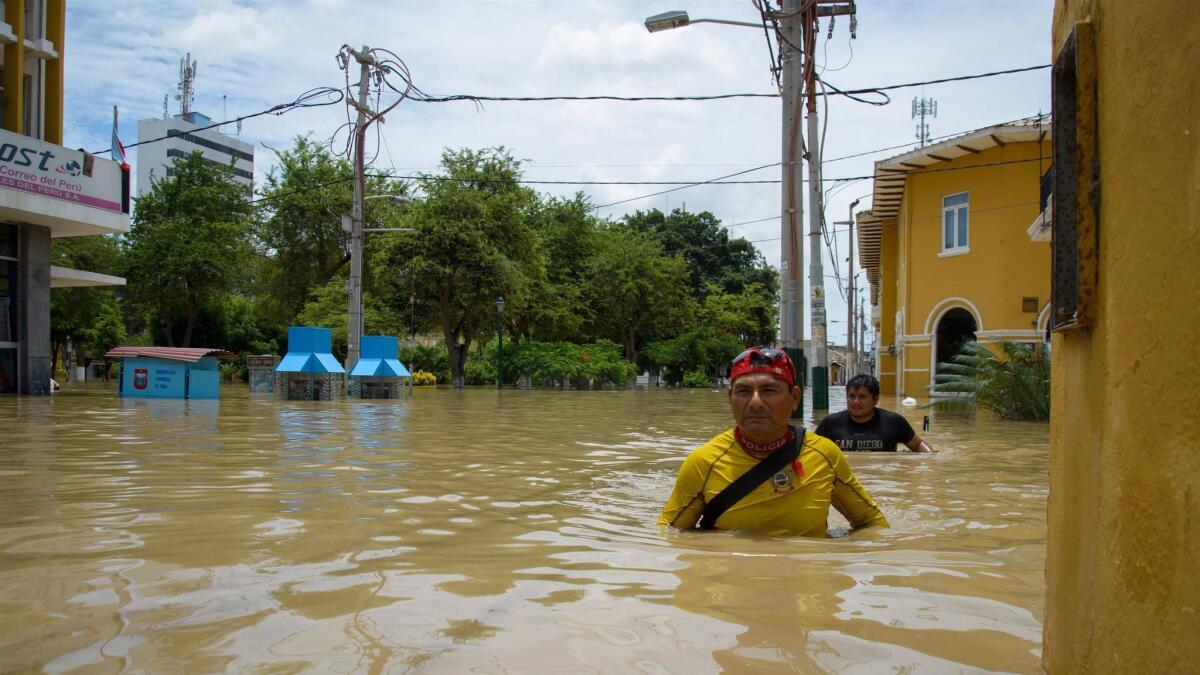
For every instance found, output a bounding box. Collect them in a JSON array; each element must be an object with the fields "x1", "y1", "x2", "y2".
[{"x1": 0, "y1": 384, "x2": 1048, "y2": 673}]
